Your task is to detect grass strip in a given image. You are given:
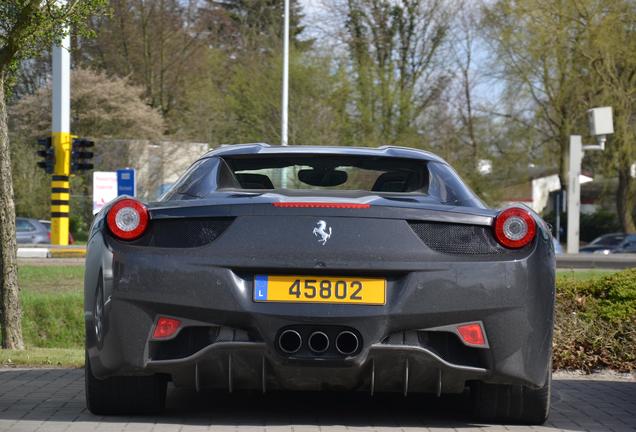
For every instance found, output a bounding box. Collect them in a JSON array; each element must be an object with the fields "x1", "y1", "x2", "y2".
[
  {"x1": 0, "y1": 348, "x2": 84, "y2": 368},
  {"x1": 18, "y1": 265, "x2": 84, "y2": 294},
  {"x1": 21, "y1": 291, "x2": 84, "y2": 348}
]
